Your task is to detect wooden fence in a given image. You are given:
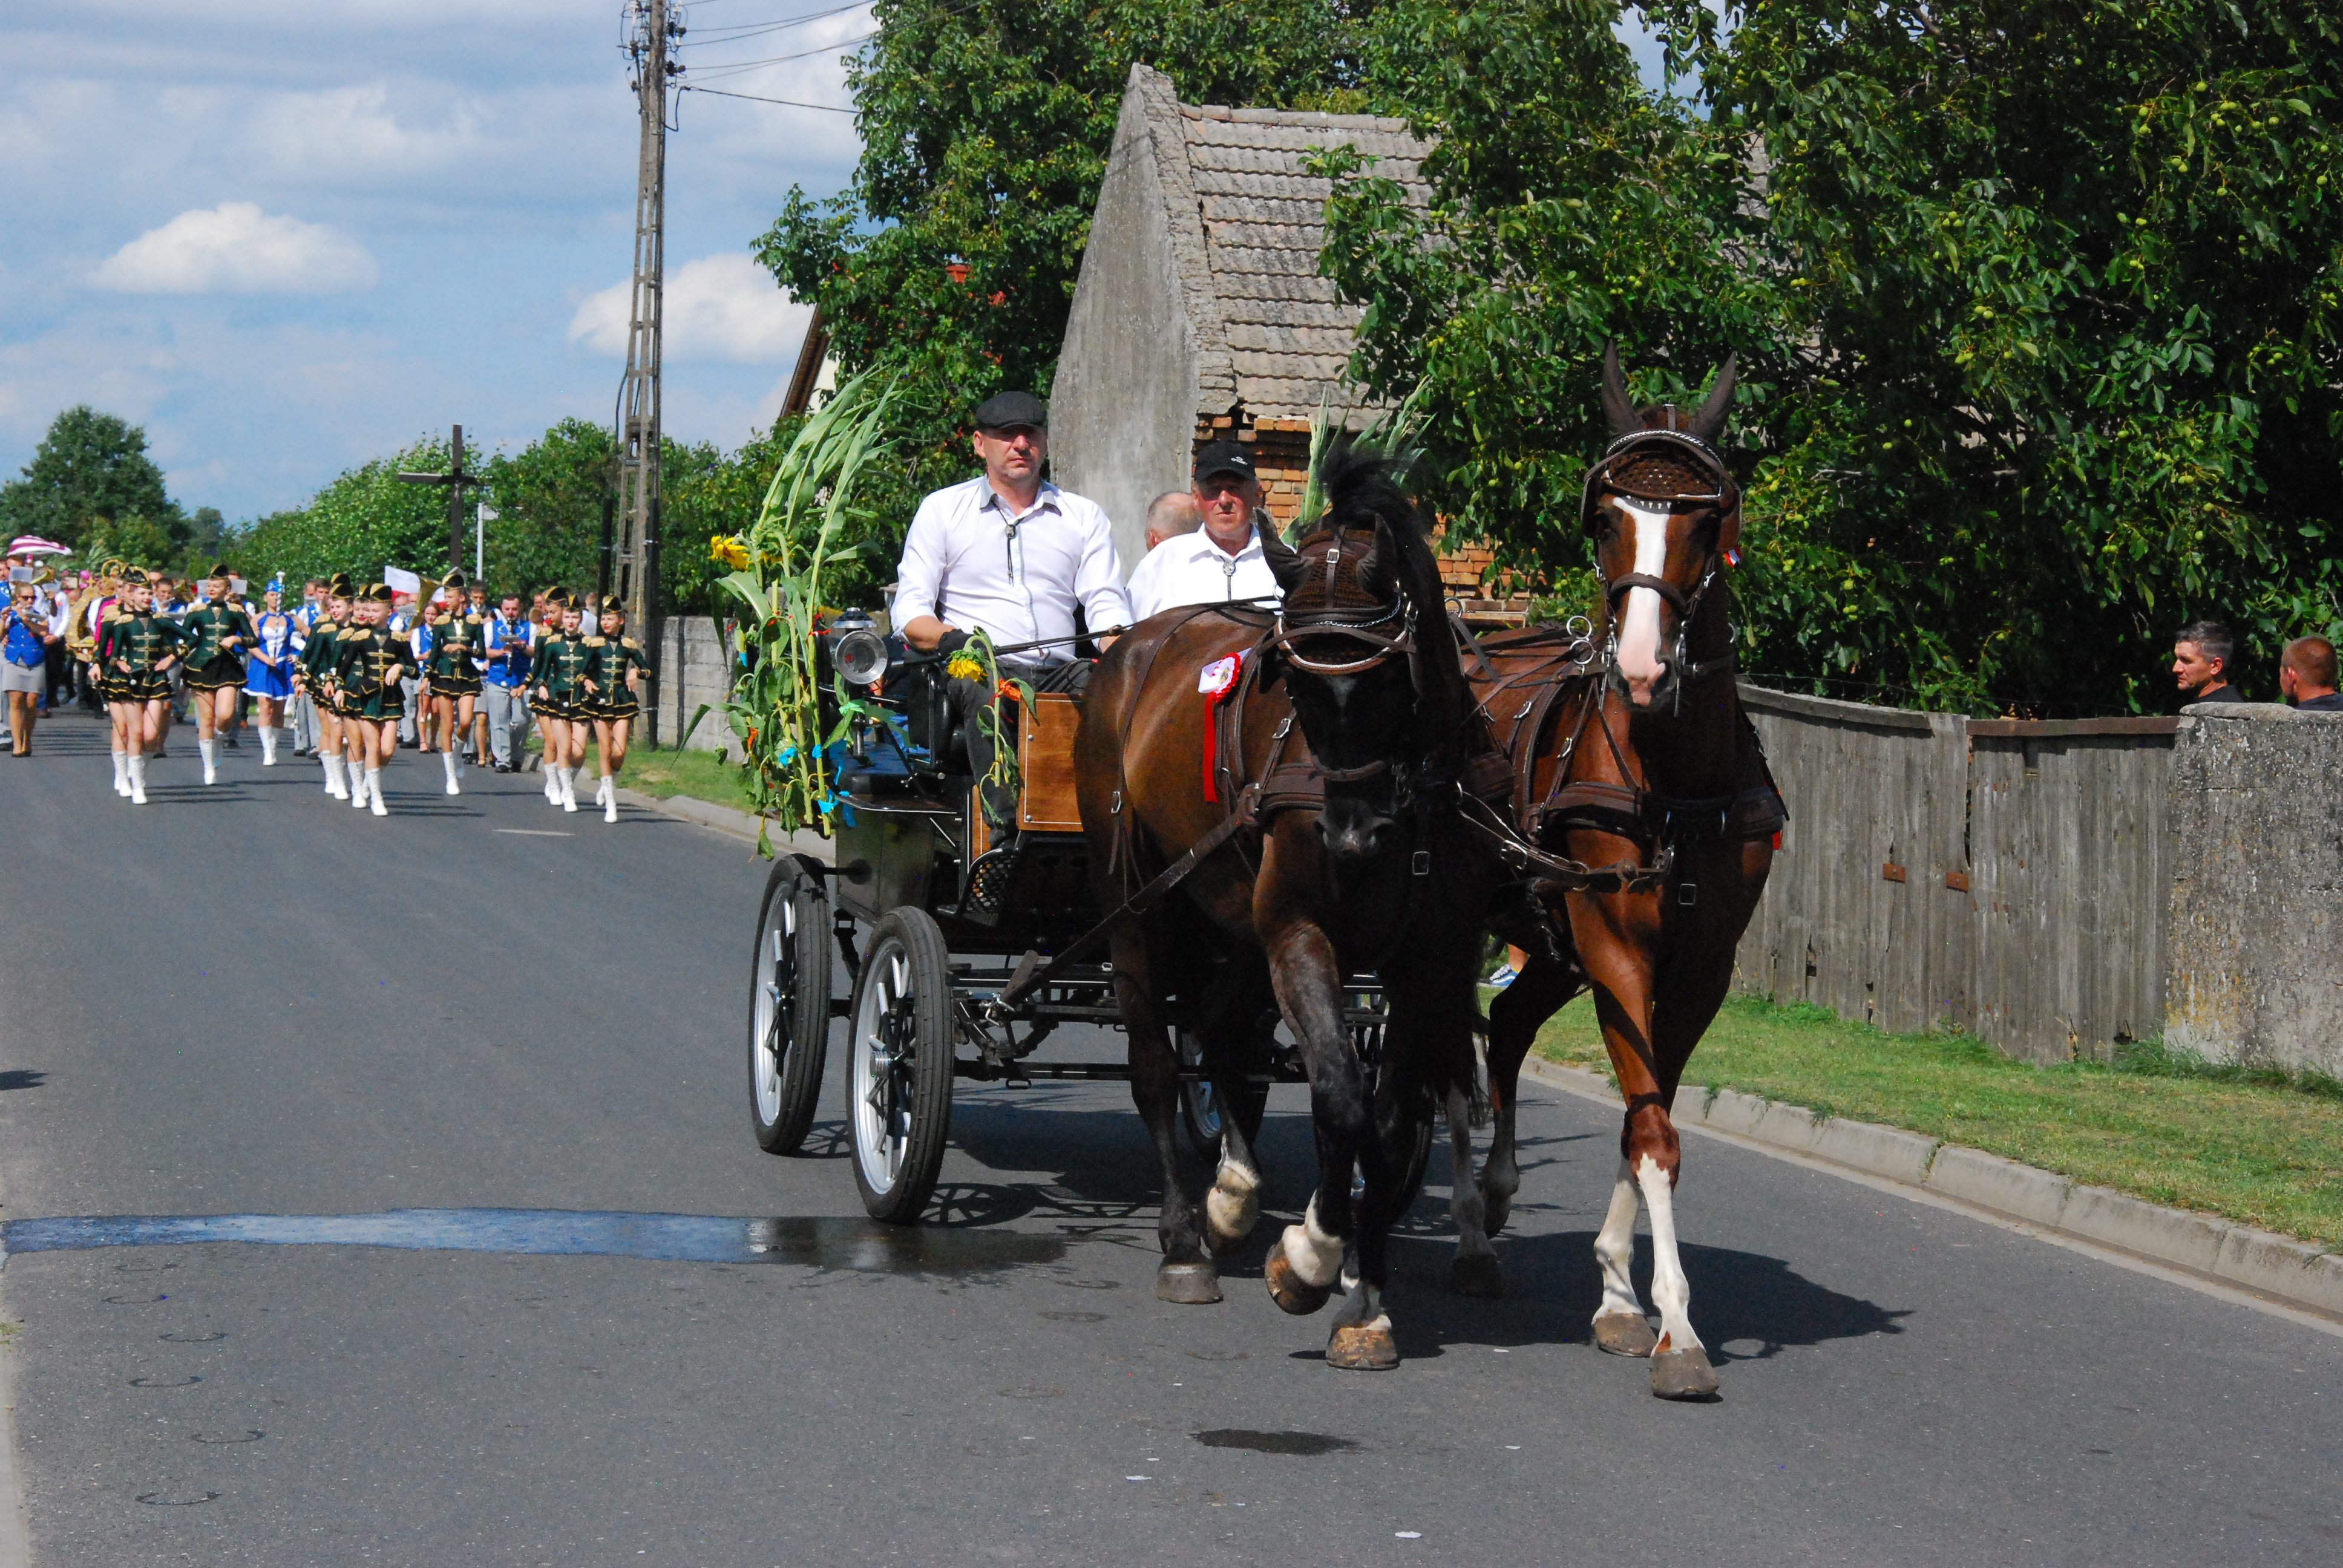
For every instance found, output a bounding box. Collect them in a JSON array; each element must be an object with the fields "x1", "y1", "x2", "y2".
[{"x1": 1734, "y1": 684, "x2": 2177, "y2": 1063}]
